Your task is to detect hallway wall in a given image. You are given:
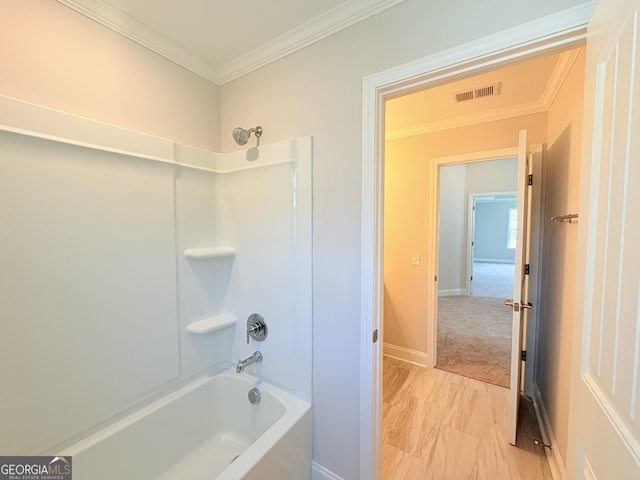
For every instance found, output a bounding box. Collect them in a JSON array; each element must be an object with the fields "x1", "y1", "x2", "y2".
[
  {"x1": 537, "y1": 48, "x2": 586, "y2": 471},
  {"x1": 384, "y1": 114, "x2": 546, "y2": 360},
  {"x1": 438, "y1": 164, "x2": 467, "y2": 294}
]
